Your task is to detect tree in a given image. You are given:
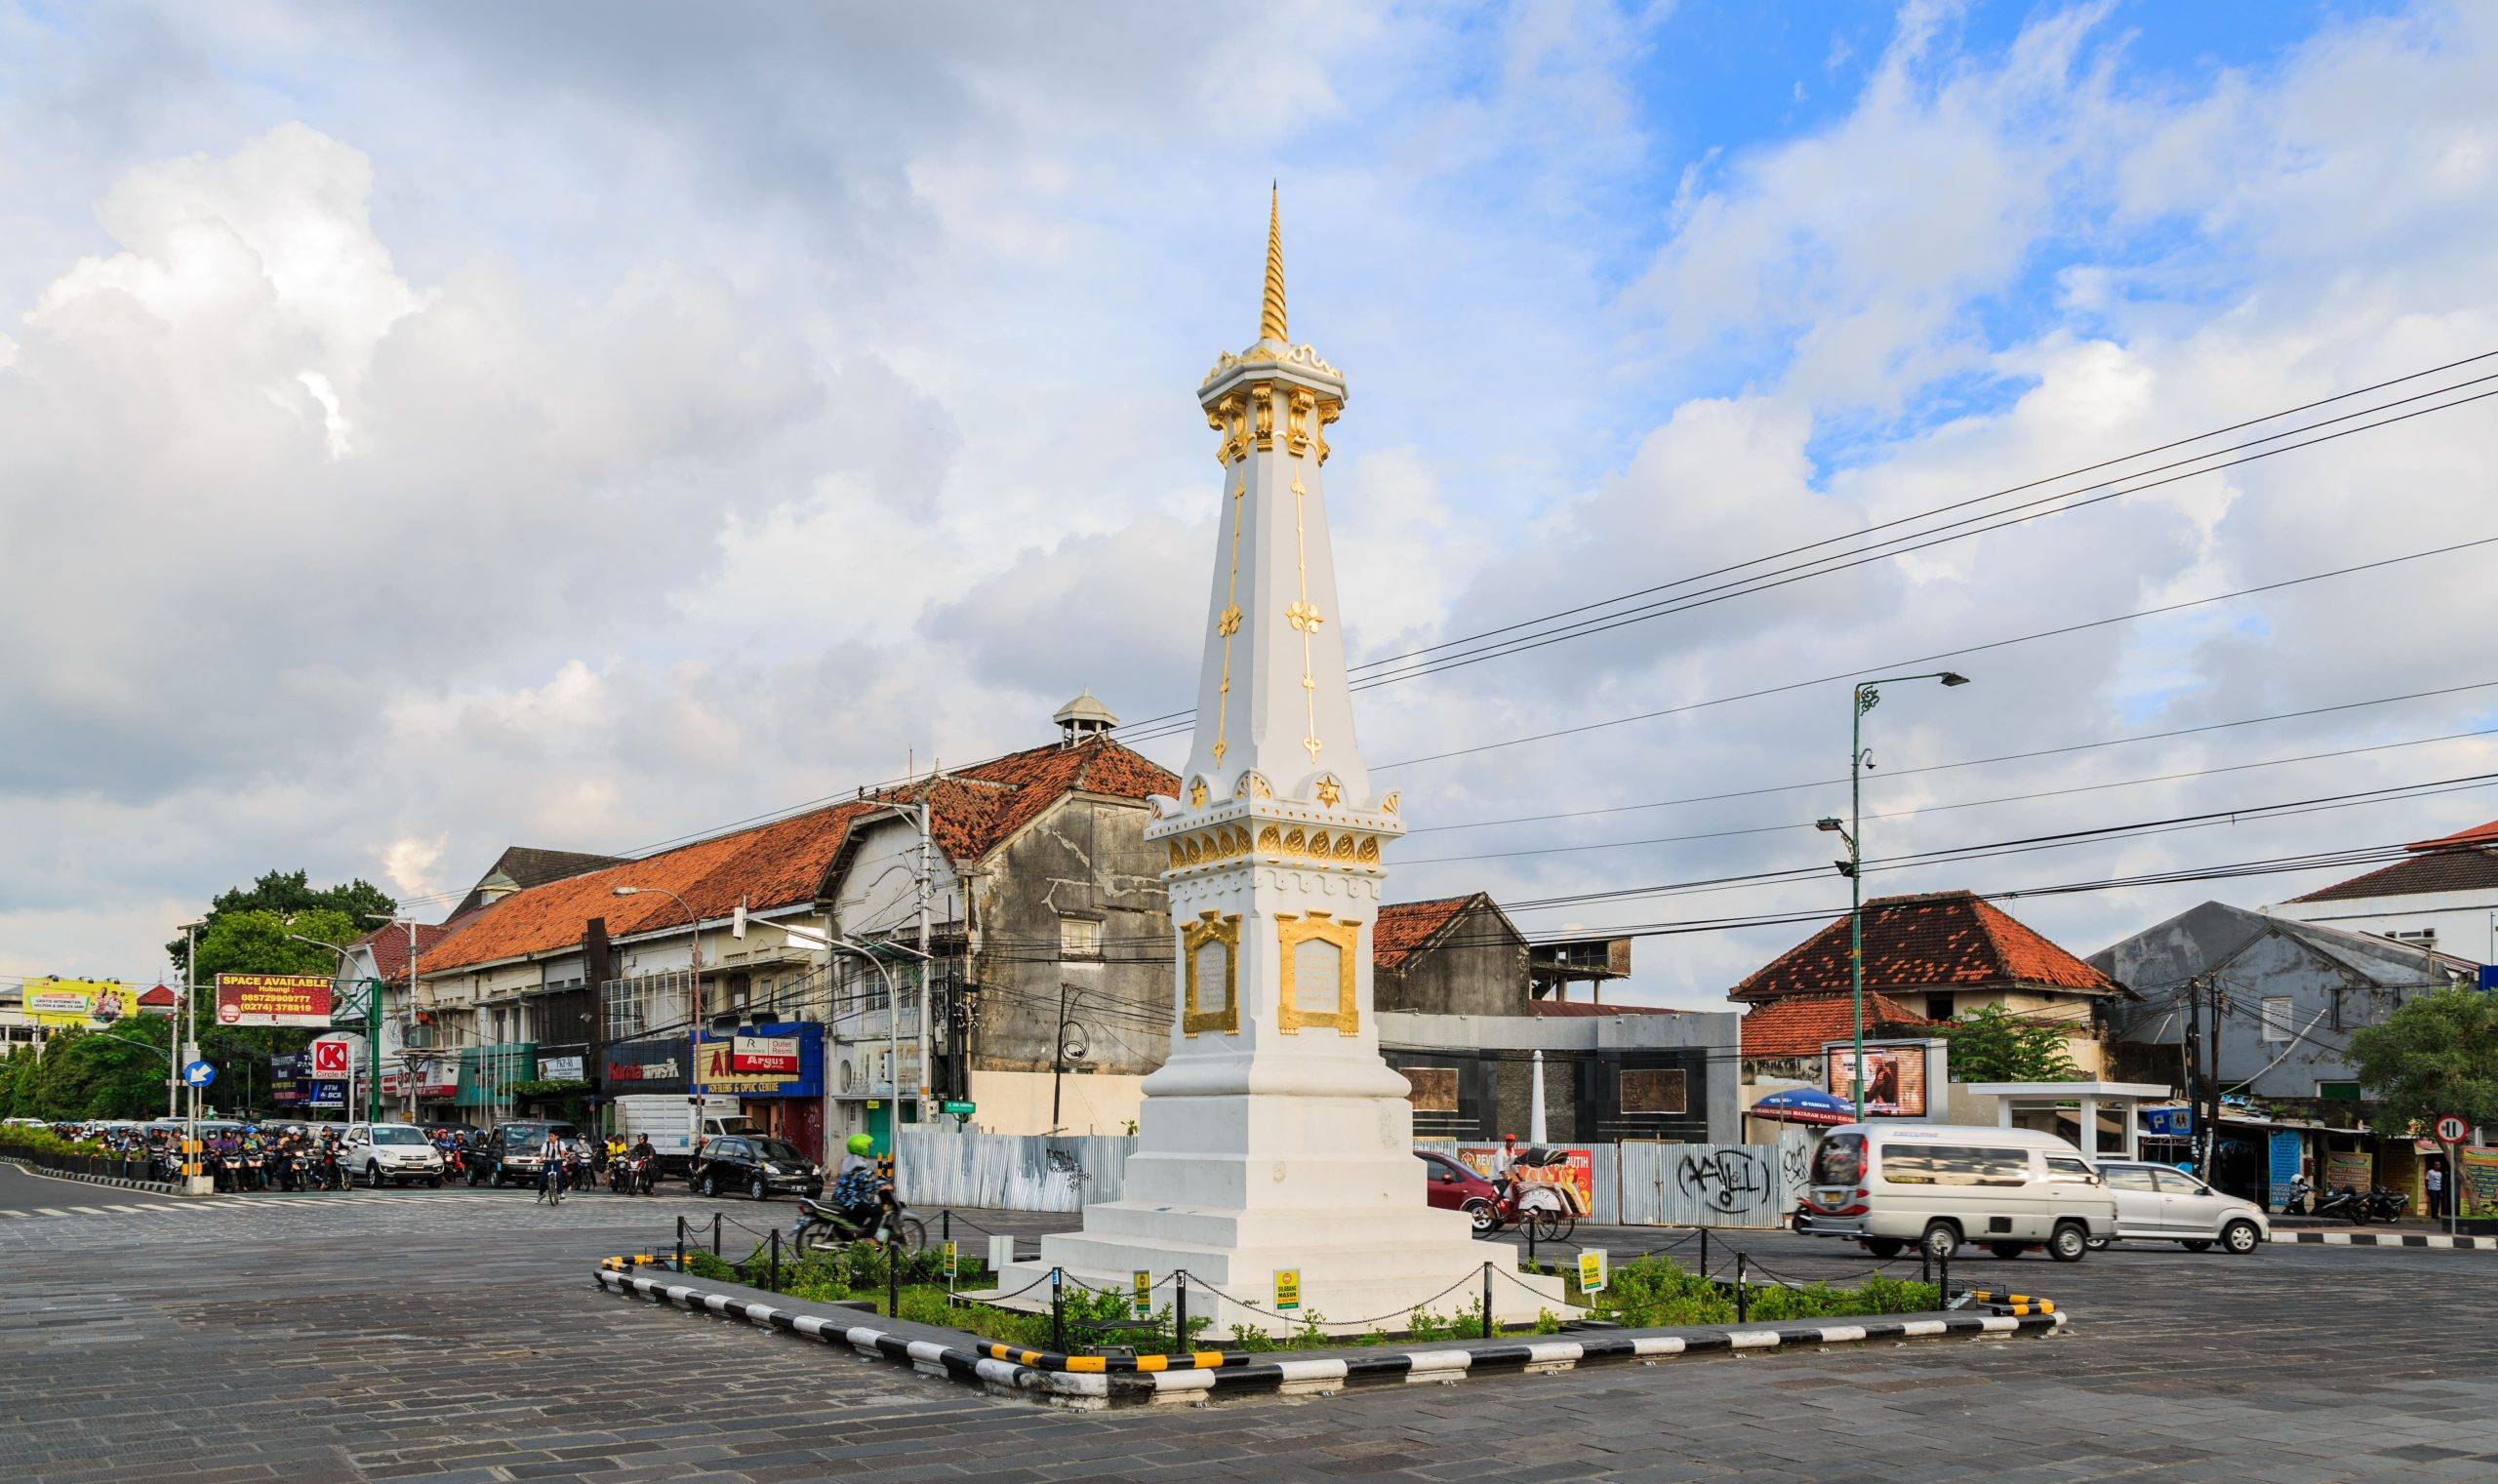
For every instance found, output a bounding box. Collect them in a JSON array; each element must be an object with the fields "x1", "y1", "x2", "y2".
[
  {"x1": 2348, "y1": 987, "x2": 2498, "y2": 1133},
  {"x1": 166, "y1": 869, "x2": 395, "y2": 979},
  {"x1": 1938, "y1": 1004, "x2": 2080, "y2": 1082}
]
